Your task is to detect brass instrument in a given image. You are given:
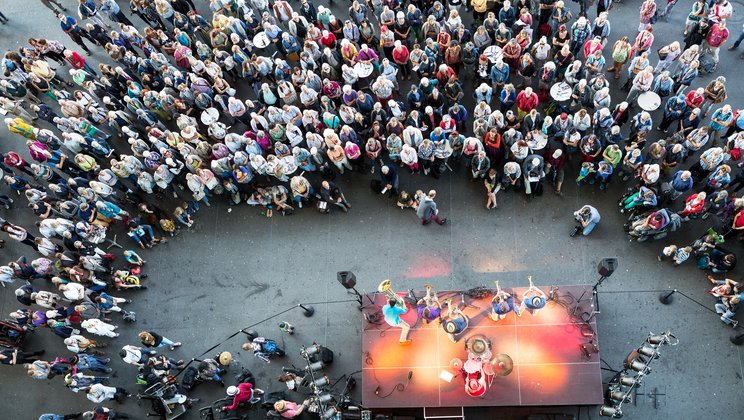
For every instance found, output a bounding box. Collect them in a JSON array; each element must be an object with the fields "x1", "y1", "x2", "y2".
[{"x1": 378, "y1": 279, "x2": 404, "y2": 306}]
